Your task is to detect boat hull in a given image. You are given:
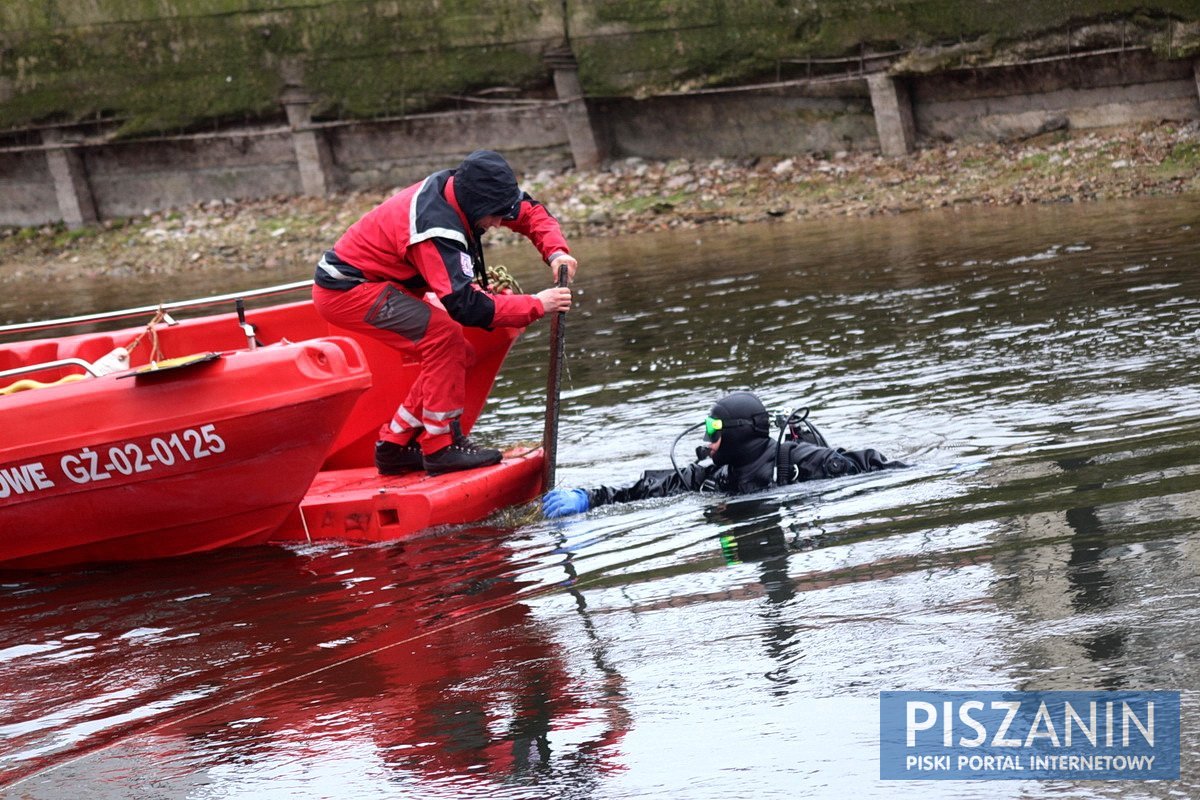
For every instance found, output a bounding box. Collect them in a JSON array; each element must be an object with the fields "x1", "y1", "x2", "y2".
[
  {"x1": 0, "y1": 337, "x2": 371, "y2": 568},
  {"x1": 0, "y1": 291, "x2": 545, "y2": 568}
]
